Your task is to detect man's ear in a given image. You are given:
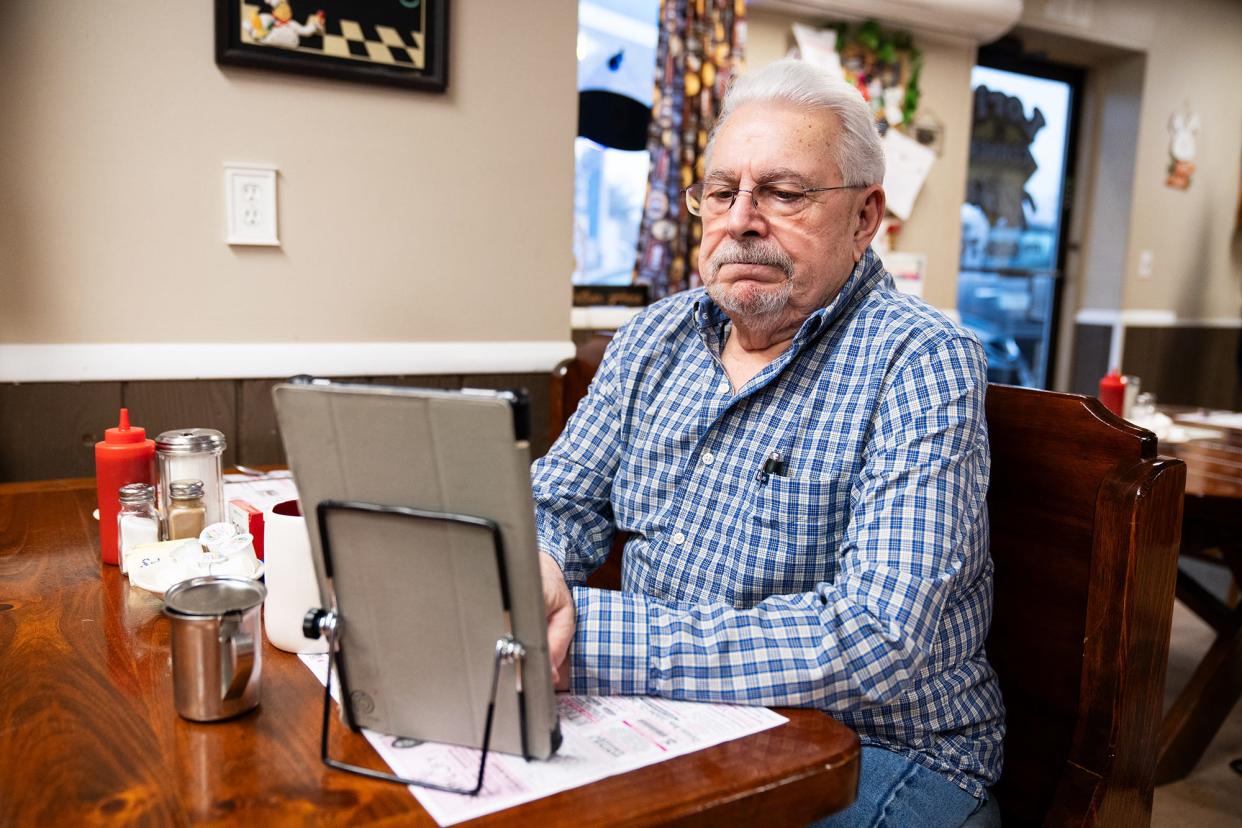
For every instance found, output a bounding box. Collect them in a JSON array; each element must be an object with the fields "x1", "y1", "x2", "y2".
[{"x1": 853, "y1": 186, "x2": 887, "y2": 261}]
